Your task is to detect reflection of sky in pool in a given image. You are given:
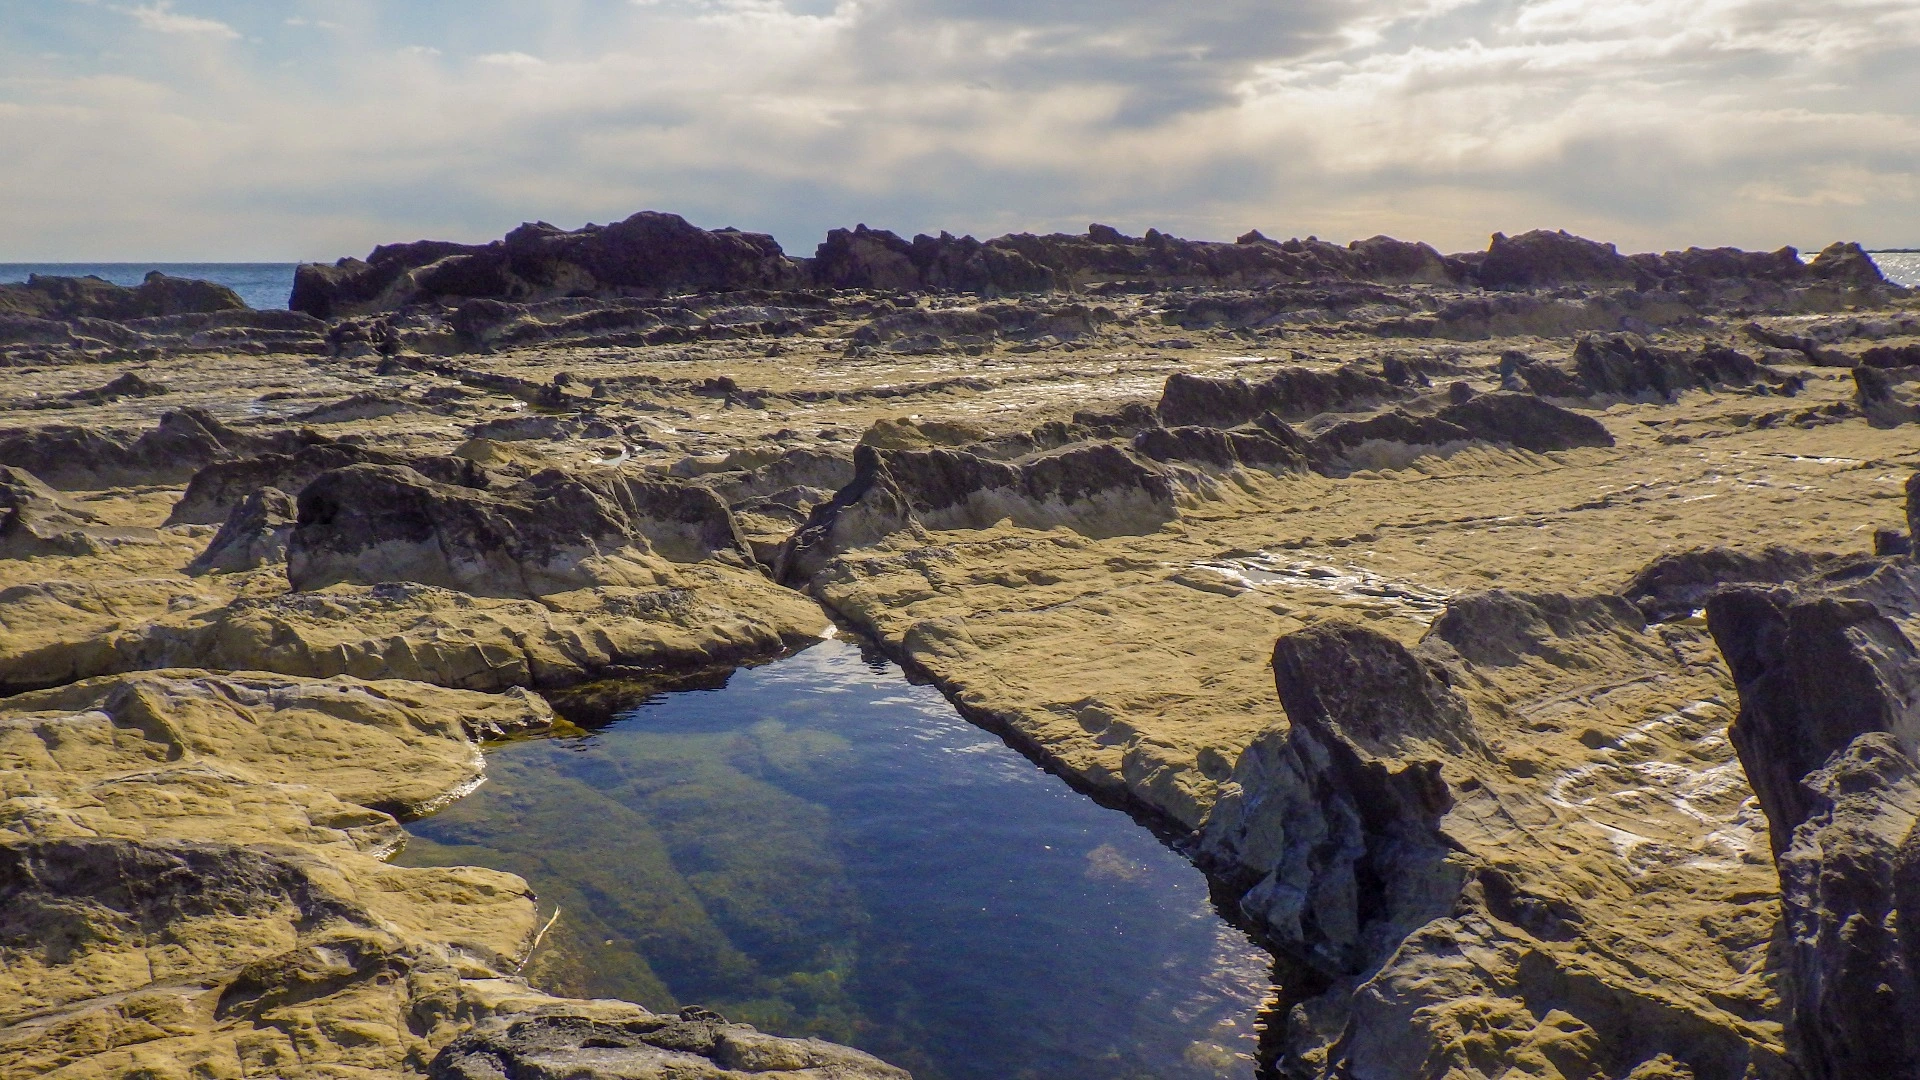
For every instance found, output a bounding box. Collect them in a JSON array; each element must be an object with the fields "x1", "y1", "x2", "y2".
[{"x1": 398, "y1": 638, "x2": 1275, "y2": 1080}]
